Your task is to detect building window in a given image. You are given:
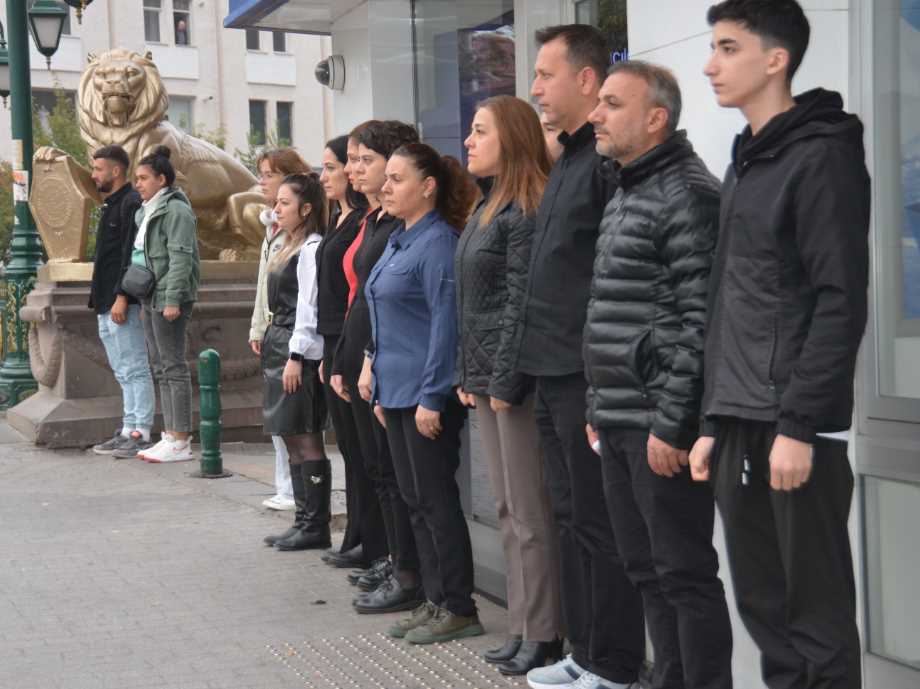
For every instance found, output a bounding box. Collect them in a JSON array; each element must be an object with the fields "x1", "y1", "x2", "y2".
[
  {"x1": 249, "y1": 100, "x2": 267, "y2": 145},
  {"x1": 173, "y1": 0, "x2": 190, "y2": 45},
  {"x1": 245, "y1": 29, "x2": 260, "y2": 51},
  {"x1": 143, "y1": 0, "x2": 161, "y2": 43},
  {"x1": 272, "y1": 31, "x2": 286, "y2": 53},
  {"x1": 276, "y1": 102, "x2": 292, "y2": 144},
  {"x1": 166, "y1": 96, "x2": 194, "y2": 133}
]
